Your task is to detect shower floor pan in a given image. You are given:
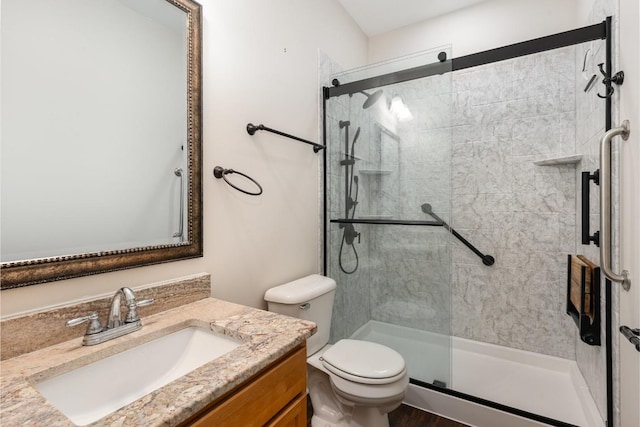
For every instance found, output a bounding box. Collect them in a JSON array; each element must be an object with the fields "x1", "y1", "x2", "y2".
[{"x1": 351, "y1": 321, "x2": 603, "y2": 427}]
